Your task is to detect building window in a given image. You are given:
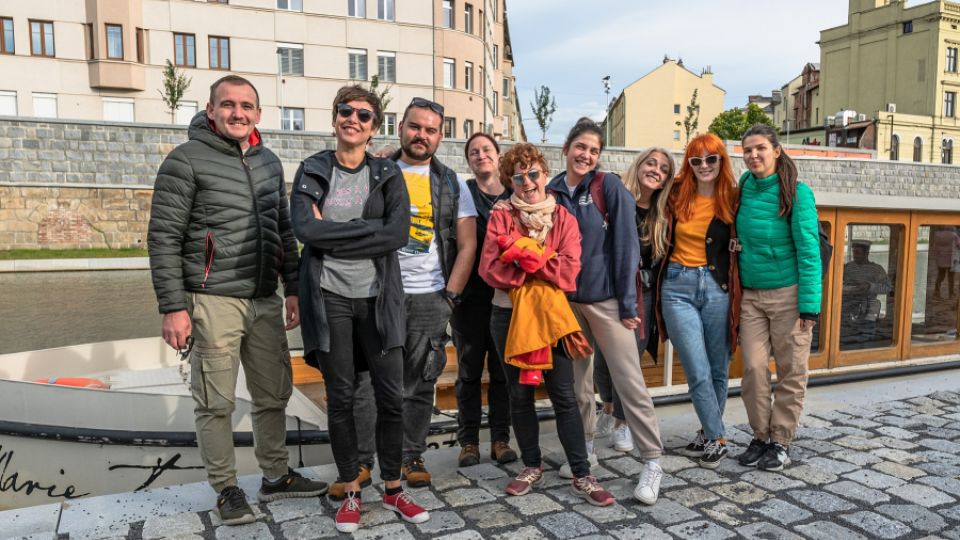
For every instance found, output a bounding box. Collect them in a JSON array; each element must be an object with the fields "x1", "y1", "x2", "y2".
[
  {"x1": 377, "y1": 51, "x2": 396, "y2": 83},
  {"x1": 492, "y1": 90, "x2": 498, "y2": 115},
  {"x1": 443, "y1": 117, "x2": 455, "y2": 138},
  {"x1": 493, "y1": 0, "x2": 498, "y2": 20},
  {"x1": 913, "y1": 136, "x2": 923, "y2": 162},
  {"x1": 942, "y1": 139, "x2": 953, "y2": 164},
  {"x1": 348, "y1": 48, "x2": 367, "y2": 80},
  {"x1": 493, "y1": 44, "x2": 498, "y2": 63},
  {"x1": 890, "y1": 134, "x2": 899, "y2": 161},
  {"x1": 174, "y1": 33, "x2": 196, "y2": 67},
  {"x1": 673, "y1": 130, "x2": 680, "y2": 141},
  {"x1": 176, "y1": 100, "x2": 197, "y2": 124},
  {"x1": 946, "y1": 91, "x2": 957, "y2": 117},
  {"x1": 464, "y1": 61, "x2": 473, "y2": 91},
  {"x1": 948, "y1": 47, "x2": 958, "y2": 73},
  {"x1": 32, "y1": 92, "x2": 57, "y2": 118},
  {"x1": 348, "y1": 0, "x2": 366, "y2": 17},
  {"x1": 281, "y1": 107, "x2": 305, "y2": 131},
  {"x1": 903, "y1": 20, "x2": 913, "y2": 33},
  {"x1": 277, "y1": 0, "x2": 302, "y2": 11},
  {"x1": 106, "y1": 24, "x2": 123, "y2": 59},
  {"x1": 463, "y1": 119, "x2": 473, "y2": 138},
  {"x1": 673, "y1": 103, "x2": 681, "y2": 114},
  {"x1": 278, "y1": 43, "x2": 303, "y2": 76},
  {"x1": 464, "y1": 4, "x2": 473, "y2": 34},
  {"x1": 443, "y1": 57, "x2": 455, "y2": 88},
  {"x1": 30, "y1": 20, "x2": 54, "y2": 57},
  {"x1": 209, "y1": 36, "x2": 229, "y2": 69},
  {"x1": 0, "y1": 90, "x2": 16, "y2": 115},
  {"x1": 380, "y1": 112, "x2": 396, "y2": 136},
  {"x1": 103, "y1": 97, "x2": 134, "y2": 122},
  {"x1": 502, "y1": 77, "x2": 509, "y2": 96},
  {"x1": 135, "y1": 27, "x2": 144, "y2": 63},
  {"x1": 442, "y1": 0, "x2": 454, "y2": 29},
  {"x1": 1, "y1": 17, "x2": 14, "y2": 54},
  {"x1": 378, "y1": 0, "x2": 395, "y2": 20}
]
